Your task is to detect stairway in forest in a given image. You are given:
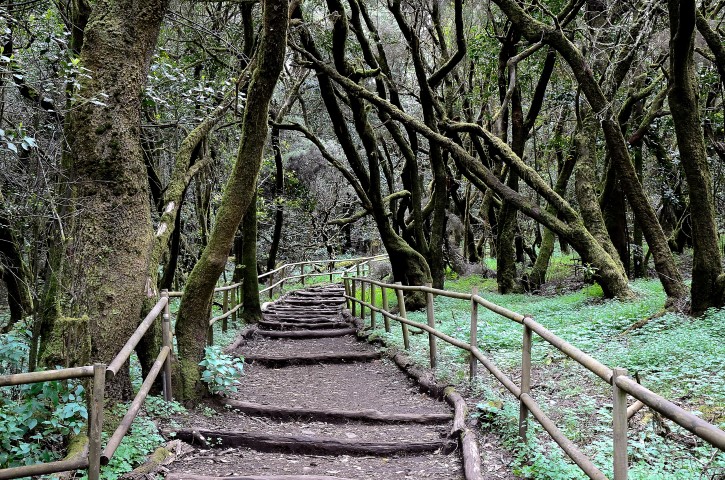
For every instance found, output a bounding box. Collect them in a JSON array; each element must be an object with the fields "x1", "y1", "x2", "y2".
[{"x1": 161, "y1": 285, "x2": 508, "y2": 480}]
